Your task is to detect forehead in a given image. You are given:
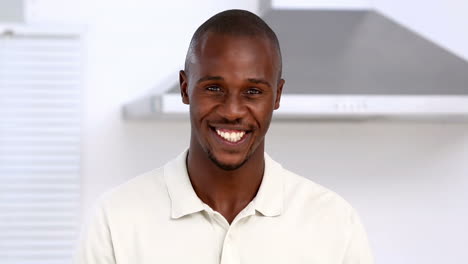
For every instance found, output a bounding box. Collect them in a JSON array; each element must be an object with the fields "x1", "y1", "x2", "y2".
[{"x1": 190, "y1": 33, "x2": 279, "y2": 78}]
